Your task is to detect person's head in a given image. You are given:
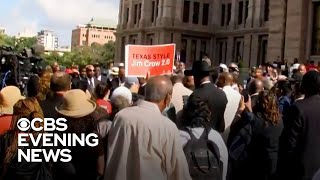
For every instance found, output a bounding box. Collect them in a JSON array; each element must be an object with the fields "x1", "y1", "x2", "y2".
[
  {"x1": 298, "y1": 64, "x2": 307, "y2": 75},
  {"x1": 181, "y1": 94, "x2": 211, "y2": 128},
  {"x1": 254, "y1": 68, "x2": 264, "y2": 79},
  {"x1": 203, "y1": 53, "x2": 208, "y2": 58},
  {"x1": 50, "y1": 72, "x2": 71, "y2": 92},
  {"x1": 255, "y1": 89, "x2": 281, "y2": 126},
  {"x1": 178, "y1": 62, "x2": 185, "y2": 71},
  {"x1": 301, "y1": 70, "x2": 320, "y2": 97},
  {"x1": 110, "y1": 95, "x2": 130, "y2": 120},
  {"x1": 108, "y1": 62, "x2": 114, "y2": 69},
  {"x1": 192, "y1": 61, "x2": 212, "y2": 88},
  {"x1": 232, "y1": 73, "x2": 239, "y2": 85},
  {"x1": 36, "y1": 71, "x2": 52, "y2": 101},
  {"x1": 217, "y1": 72, "x2": 234, "y2": 88},
  {"x1": 310, "y1": 61, "x2": 315, "y2": 65},
  {"x1": 5, "y1": 97, "x2": 43, "y2": 163},
  {"x1": 118, "y1": 63, "x2": 125, "y2": 79},
  {"x1": 86, "y1": 65, "x2": 95, "y2": 78},
  {"x1": 52, "y1": 63, "x2": 60, "y2": 73},
  {"x1": 111, "y1": 87, "x2": 132, "y2": 105},
  {"x1": 95, "y1": 83, "x2": 110, "y2": 99},
  {"x1": 138, "y1": 77, "x2": 147, "y2": 86},
  {"x1": 171, "y1": 74, "x2": 184, "y2": 85},
  {"x1": 248, "y1": 79, "x2": 264, "y2": 95},
  {"x1": 292, "y1": 80, "x2": 304, "y2": 100},
  {"x1": 275, "y1": 80, "x2": 292, "y2": 98},
  {"x1": 80, "y1": 66, "x2": 87, "y2": 78},
  {"x1": 294, "y1": 58, "x2": 299, "y2": 64},
  {"x1": 229, "y1": 62, "x2": 239, "y2": 74},
  {"x1": 145, "y1": 76, "x2": 173, "y2": 112},
  {"x1": 94, "y1": 65, "x2": 101, "y2": 78}
]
